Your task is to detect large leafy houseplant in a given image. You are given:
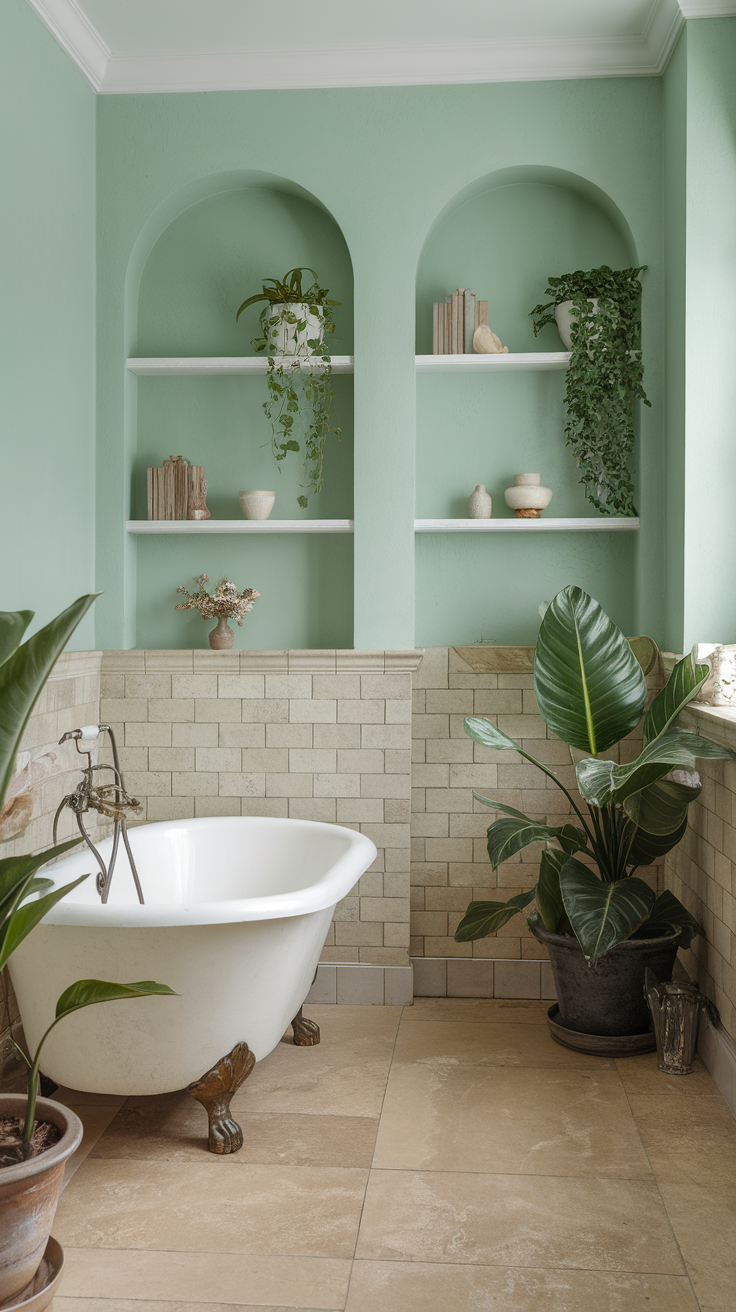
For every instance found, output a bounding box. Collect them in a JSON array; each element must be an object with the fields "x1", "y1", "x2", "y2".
[
  {"x1": 530, "y1": 266, "x2": 650, "y2": 518},
  {"x1": 455, "y1": 586, "x2": 733, "y2": 967},
  {"x1": 0, "y1": 596, "x2": 173, "y2": 1167},
  {"x1": 236, "y1": 267, "x2": 341, "y2": 508}
]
